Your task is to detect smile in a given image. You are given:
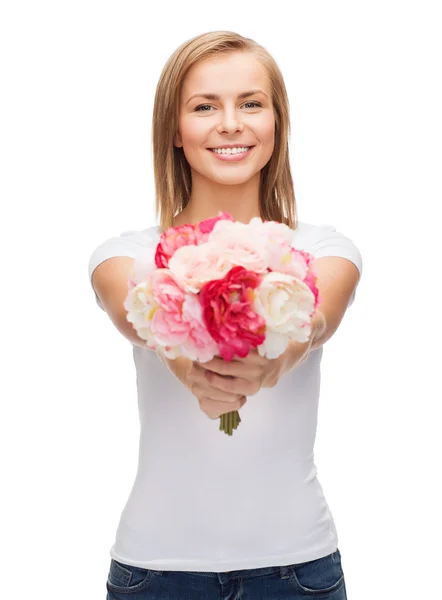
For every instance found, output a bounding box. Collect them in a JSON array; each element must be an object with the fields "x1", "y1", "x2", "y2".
[{"x1": 207, "y1": 146, "x2": 255, "y2": 161}]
